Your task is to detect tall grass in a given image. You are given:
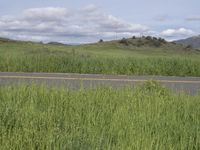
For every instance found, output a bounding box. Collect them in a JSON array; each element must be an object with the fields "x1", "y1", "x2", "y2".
[
  {"x1": 1, "y1": 41, "x2": 200, "y2": 76},
  {"x1": 0, "y1": 83, "x2": 200, "y2": 149},
  {"x1": 0, "y1": 52, "x2": 200, "y2": 76}
]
